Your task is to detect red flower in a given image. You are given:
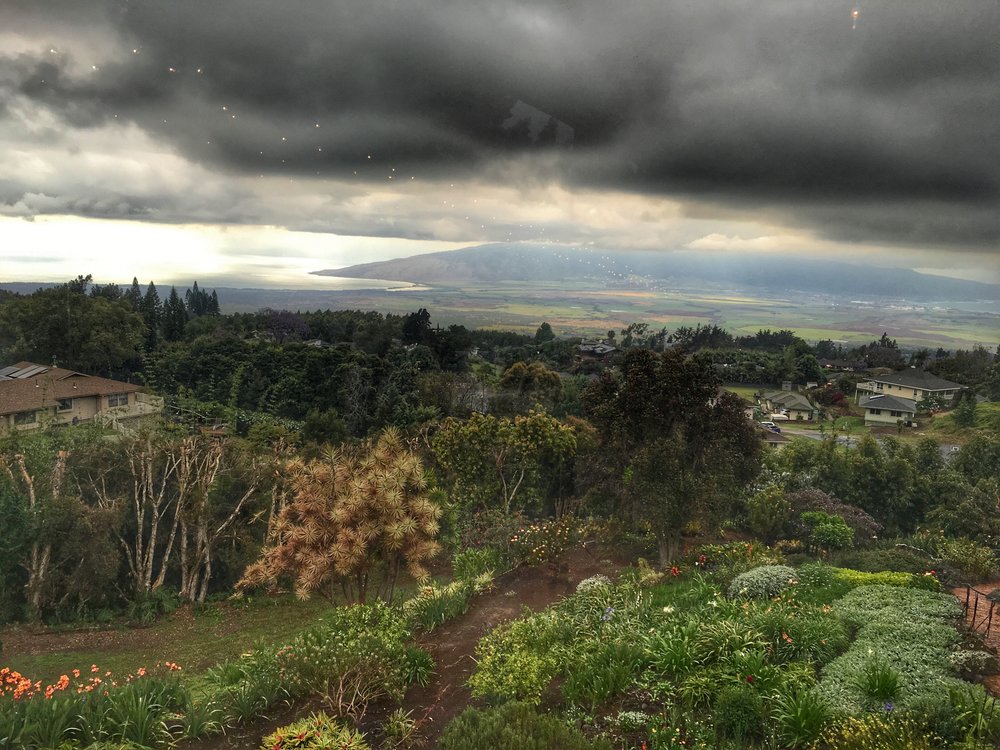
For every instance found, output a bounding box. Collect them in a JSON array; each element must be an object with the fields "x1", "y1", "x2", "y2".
[{"x1": 746, "y1": 674, "x2": 755, "y2": 683}]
